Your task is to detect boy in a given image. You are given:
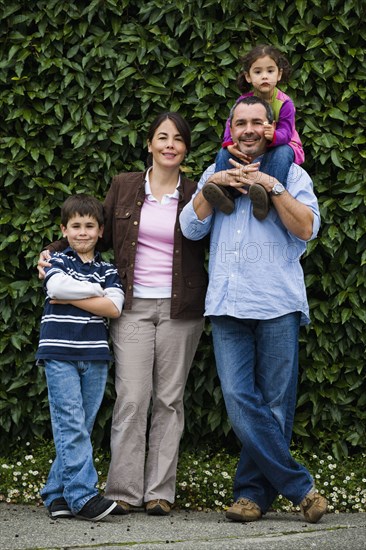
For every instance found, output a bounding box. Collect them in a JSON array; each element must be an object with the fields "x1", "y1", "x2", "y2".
[{"x1": 36, "y1": 194, "x2": 124, "y2": 521}]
